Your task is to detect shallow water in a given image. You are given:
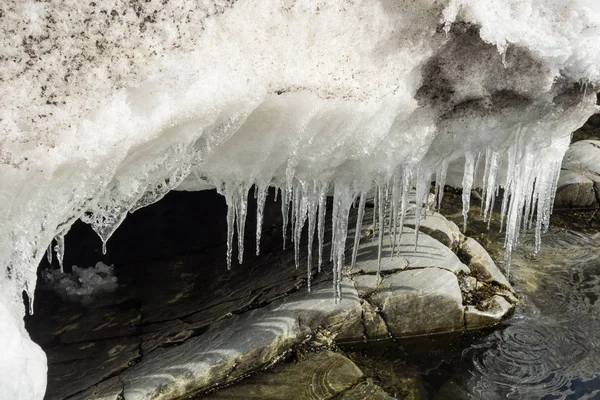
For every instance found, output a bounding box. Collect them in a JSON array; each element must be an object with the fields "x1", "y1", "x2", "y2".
[{"x1": 344, "y1": 229, "x2": 600, "y2": 400}]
